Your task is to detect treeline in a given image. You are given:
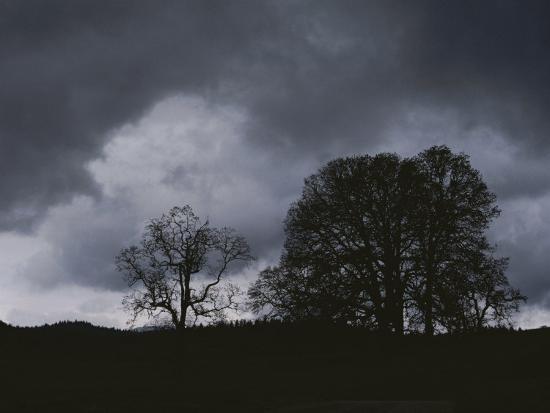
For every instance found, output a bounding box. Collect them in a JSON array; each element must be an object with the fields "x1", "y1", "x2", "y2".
[
  {"x1": 190, "y1": 318, "x2": 520, "y2": 335},
  {"x1": 115, "y1": 146, "x2": 525, "y2": 336}
]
